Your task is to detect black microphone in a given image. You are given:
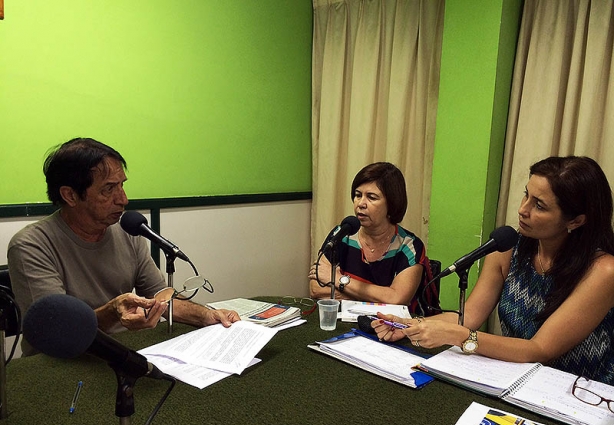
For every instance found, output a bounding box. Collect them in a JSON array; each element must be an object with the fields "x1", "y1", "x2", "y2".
[
  {"x1": 23, "y1": 294, "x2": 166, "y2": 380},
  {"x1": 120, "y1": 210, "x2": 190, "y2": 262},
  {"x1": 357, "y1": 315, "x2": 376, "y2": 334},
  {"x1": 438, "y1": 226, "x2": 519, "y2": 278},
  {"x1": 321, "y1": 216, "x2": 361, "y2": 252}
]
